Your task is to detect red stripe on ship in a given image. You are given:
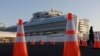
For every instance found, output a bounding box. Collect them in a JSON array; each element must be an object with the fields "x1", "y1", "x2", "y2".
[
  {"x1": 66, "y1": 30, "x2": 76, "y2": 34},
  {"x1": 17, "y1": 33, "x2": 25, "y2": 36}
]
